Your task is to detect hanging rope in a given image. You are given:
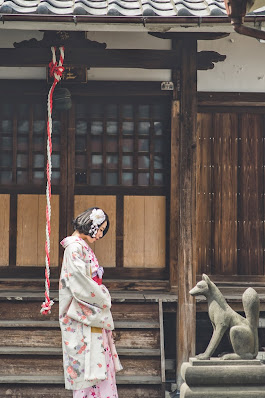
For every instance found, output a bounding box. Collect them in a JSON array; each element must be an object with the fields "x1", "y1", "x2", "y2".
[{"x1": 41, "y1": 46, "x2": 65, "y2": 315}]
